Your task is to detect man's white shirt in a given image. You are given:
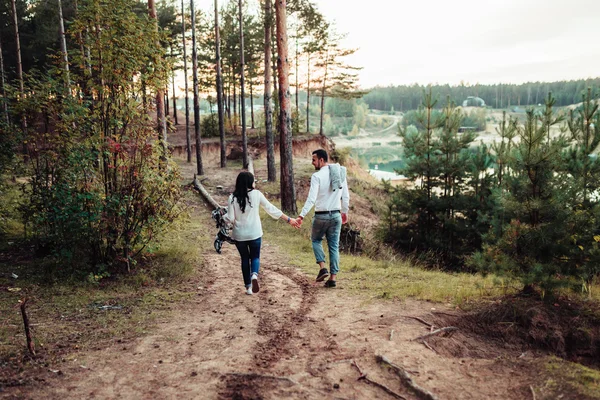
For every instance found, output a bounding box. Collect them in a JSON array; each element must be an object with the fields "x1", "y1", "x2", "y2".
[{"x1": 299, "y1": 165, "x2": 350, "y2": 218}]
